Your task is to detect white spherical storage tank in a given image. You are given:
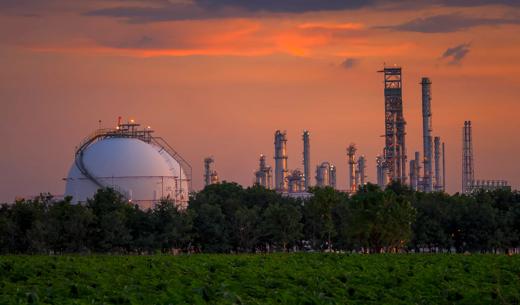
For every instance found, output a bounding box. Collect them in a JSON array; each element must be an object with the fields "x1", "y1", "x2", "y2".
[{"x1": 64, "y1": 122, "x2": 191, "y2": 209}]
